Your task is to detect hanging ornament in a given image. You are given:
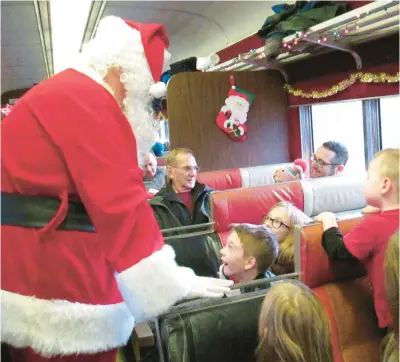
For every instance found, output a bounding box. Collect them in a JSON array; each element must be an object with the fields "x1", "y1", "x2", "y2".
[{"x1": 215, "y1": 75, "x2": 254, "y2": 142}]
